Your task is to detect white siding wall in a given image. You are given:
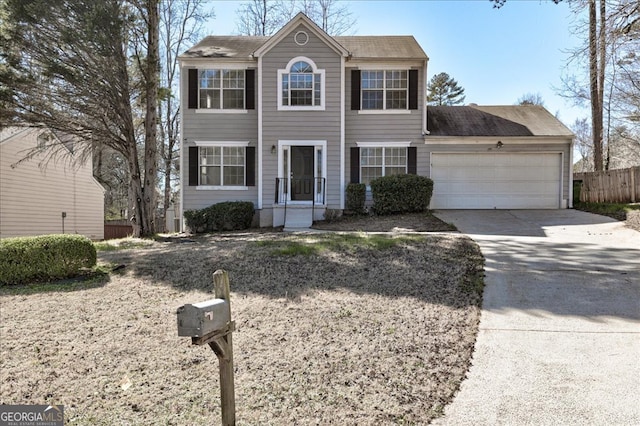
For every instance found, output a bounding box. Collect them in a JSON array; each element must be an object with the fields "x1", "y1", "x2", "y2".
[{"x1": 0, "y1": 129, "x2": 104, "y2": 240}]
